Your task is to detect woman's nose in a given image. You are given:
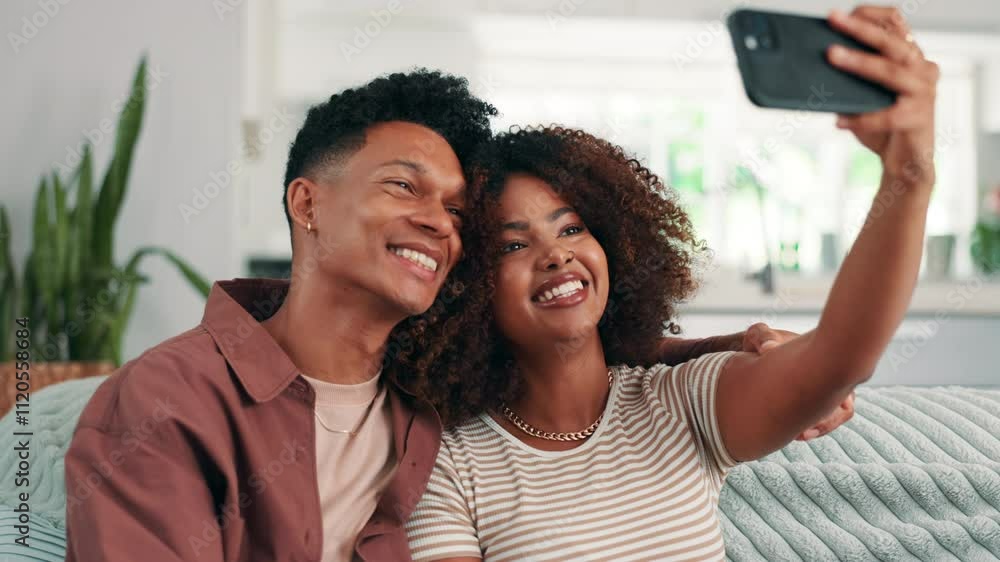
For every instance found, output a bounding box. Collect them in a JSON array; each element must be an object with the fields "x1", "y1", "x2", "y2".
[{"x1": 537, "y1": 245, "x2": 575, "y2": 271}]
